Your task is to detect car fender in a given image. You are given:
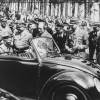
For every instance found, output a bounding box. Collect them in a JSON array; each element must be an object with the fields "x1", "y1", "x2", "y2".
[
  {"x1": 39, "y1": 70, "x2": 95, "y2": 99},
  {"x1": 53, "y1": 71, "x2": 94, "y2": 89}
]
